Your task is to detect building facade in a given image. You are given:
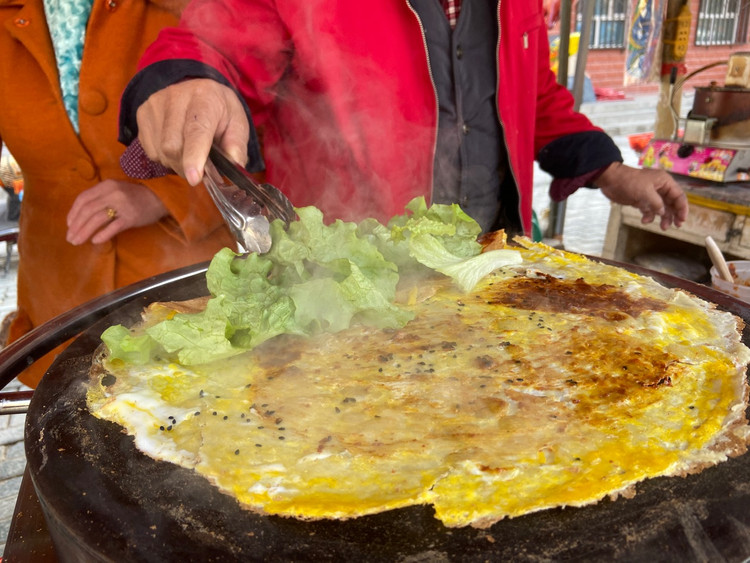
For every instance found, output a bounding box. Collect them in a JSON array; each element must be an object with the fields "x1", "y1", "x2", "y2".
[{"x1": 568, "y1": 0, "x2": 748, "y2": 97}]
